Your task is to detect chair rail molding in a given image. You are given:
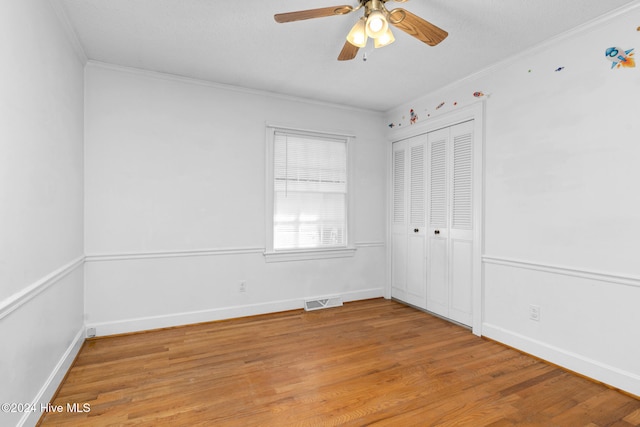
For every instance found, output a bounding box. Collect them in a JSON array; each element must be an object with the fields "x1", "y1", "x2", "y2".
[
  {"x1": 483, "y1": 255, "x2": 640, "y2": 289},
  {"x1": 0, "y1": 255, "x2": 85, "y2": 321}
]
